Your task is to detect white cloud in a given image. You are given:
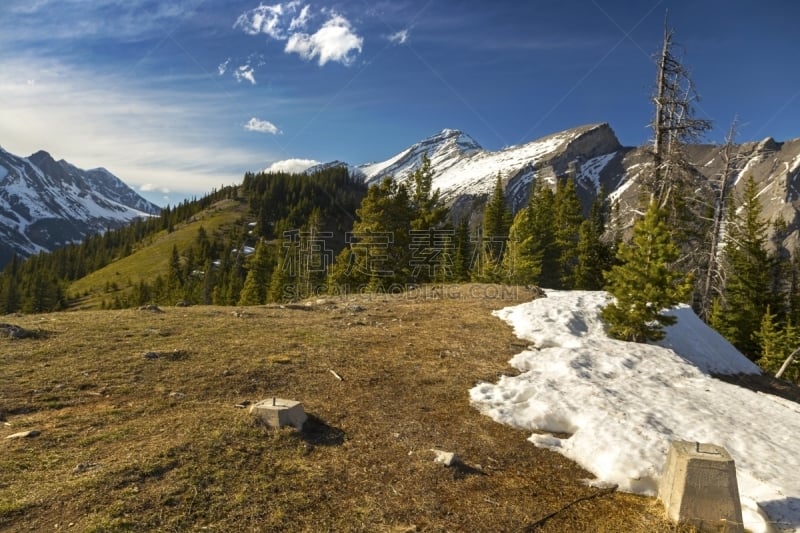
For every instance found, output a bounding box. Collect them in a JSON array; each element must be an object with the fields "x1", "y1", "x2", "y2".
[
  {"x1": 0, "y1": 56, "x2": 269, "y2": 199},
  {"x1": 2, "y1": 0, "x2": 208, "y2": 43},
  {"x1": 139, "y1": 183, "x2": 171, "y2": 193},
  {"x1": 388, "y1": 29, "x2": 409, "y2": 45},
  {"x1": 234, "y1": 1, "x2": 309, "y2": 39},
  {"x1": 288, "y1": 4, "x2": 311, "y2": 31},
  {"x1": 245, "y1": 117, "x2": 281, "y2": 135},
  {"x1": 234, "y1": 64, "x2": 256, "y2": 84},
  {"x1": 234, "y1": 4, "x2": 362, "y2": 68},
  {"x1": 218, "y1": 58, "x2": 231, "y2": 76},
  {"x1": 264, "y1": 158, "x2": 320, "y2": 173},
  {"x1": 285, "y1": 13, "x2": 363, "y2": 66},
  {"x1": 234, "y1": 2, "x2": 288, "y2": 39}
]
